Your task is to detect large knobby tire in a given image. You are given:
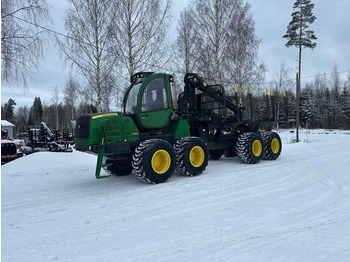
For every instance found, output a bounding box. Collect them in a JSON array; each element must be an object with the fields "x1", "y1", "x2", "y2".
[
  {"x1": 236, "y1": 132, "x2": 264, "y2": 164},
  {"x1": 102, "y1": 157, "x2": 132, "y2": 176},
  {"x1": 174, "y1": 137, "x2": 209, "y2": 176},
  {"x1": 132, "y1": 139, "x2": 176, "y2": 184},
  {"x1": 262, "y1": 132, "x2": 282, "y2": 160},
  {"x1": 209, "y1": 149, "x2": 225, "y2": 160}
]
